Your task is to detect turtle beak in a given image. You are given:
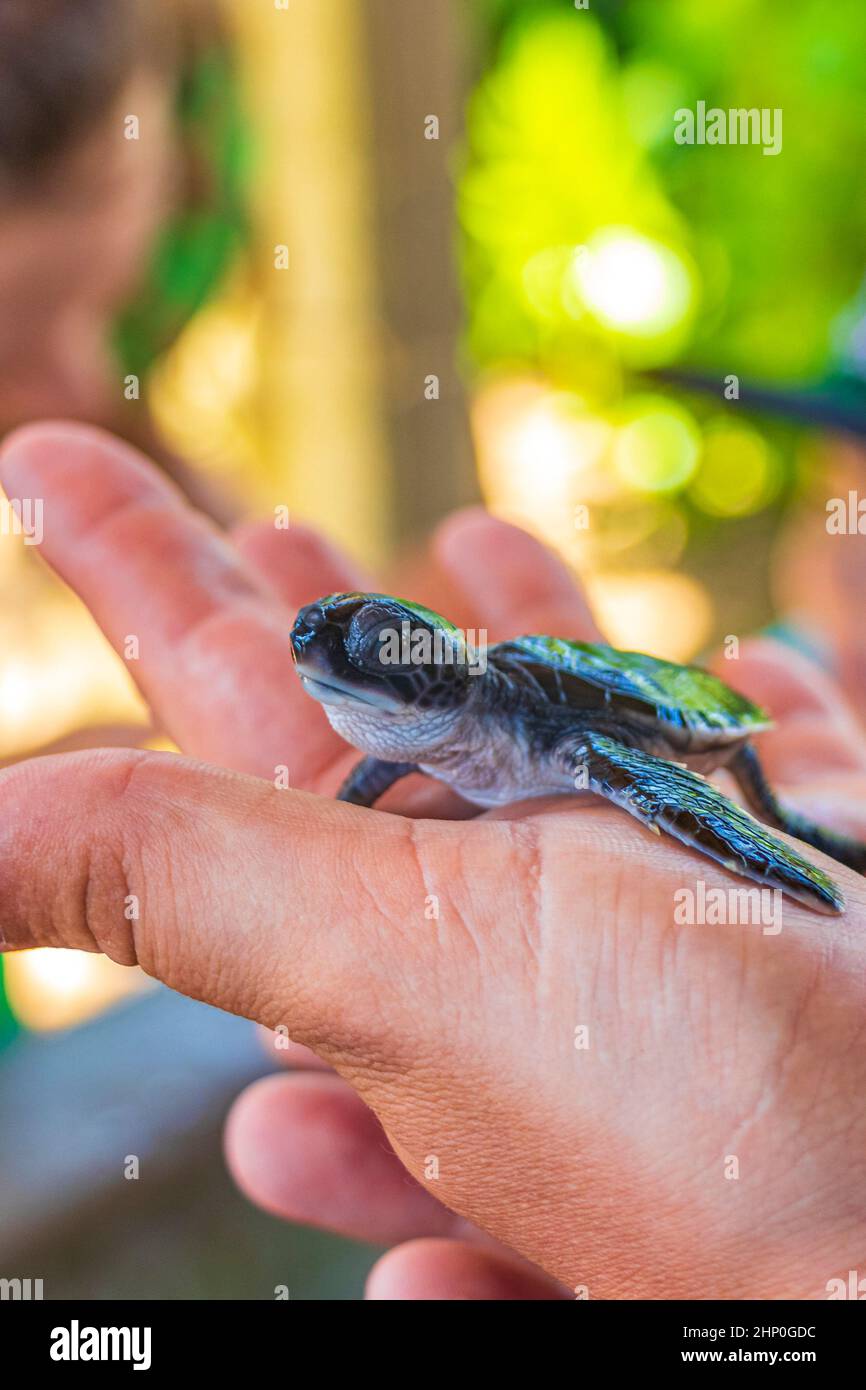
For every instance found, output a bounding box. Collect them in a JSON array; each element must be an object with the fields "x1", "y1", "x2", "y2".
[
  {"x1": 290, "y1": 610, "x2": 342, "y2": 684},
  {"x1": 290, "y1": 607, "x2": 404, "y2": 712},
  {"x1": 290, "y1": 604, "x2": 344, "y2": 677}
]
